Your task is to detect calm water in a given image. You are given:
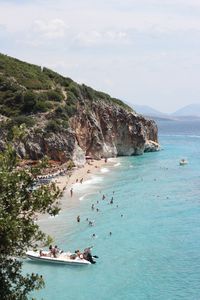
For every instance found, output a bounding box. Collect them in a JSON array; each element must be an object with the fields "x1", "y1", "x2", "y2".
[{"x1": 26, "y1": 120, "x2": 200, "y2": 300}]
